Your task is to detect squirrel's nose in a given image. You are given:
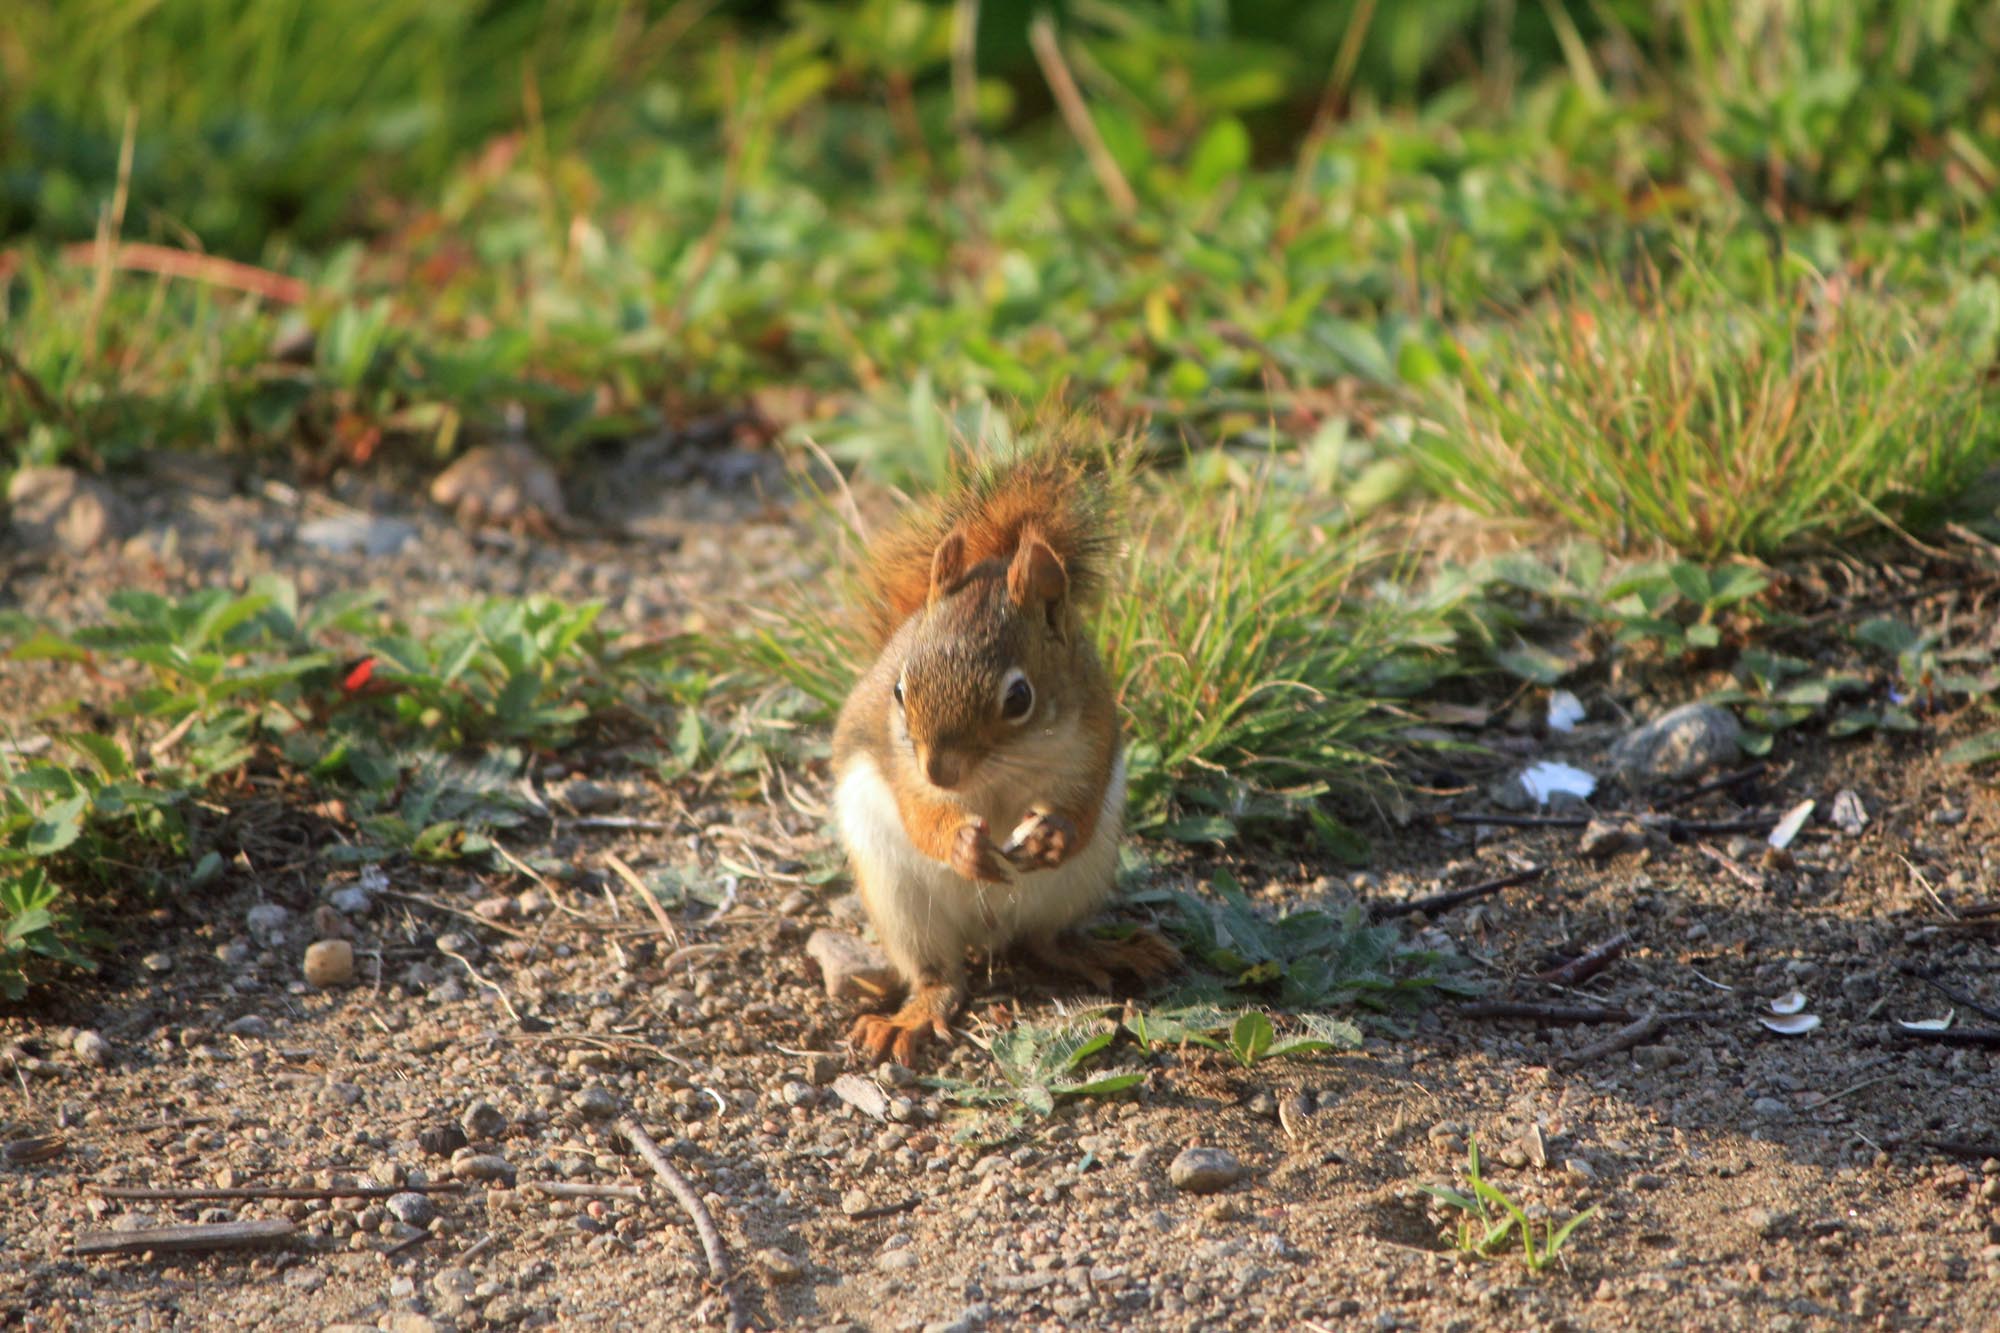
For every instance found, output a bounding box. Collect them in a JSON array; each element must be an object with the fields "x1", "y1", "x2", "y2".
[{"x1": 919, "y1": 746, "x2": 964, "y2": 790}]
